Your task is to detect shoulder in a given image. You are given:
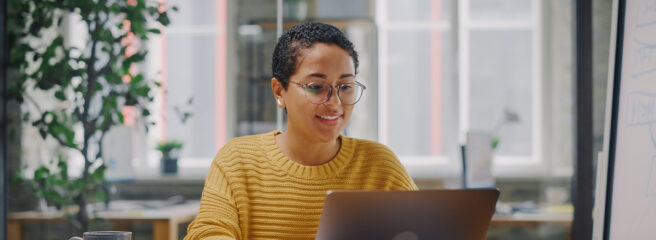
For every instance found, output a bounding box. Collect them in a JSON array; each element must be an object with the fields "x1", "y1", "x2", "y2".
[
  {"x1": 219, "y1": 131, "x2": 276, "y2": 153},
  {"x1": 349, "y1": 137, "x2": 397, "y2": 158},
  {"x1": 346, "y1": 137, "x2": 417, "y2": 190},
  {"x1": 347, "y1": 137, "x2": 402, "y2": 168},
  {"x1": 212, "y1": 131, "x2": 275, "y2": 168}
]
